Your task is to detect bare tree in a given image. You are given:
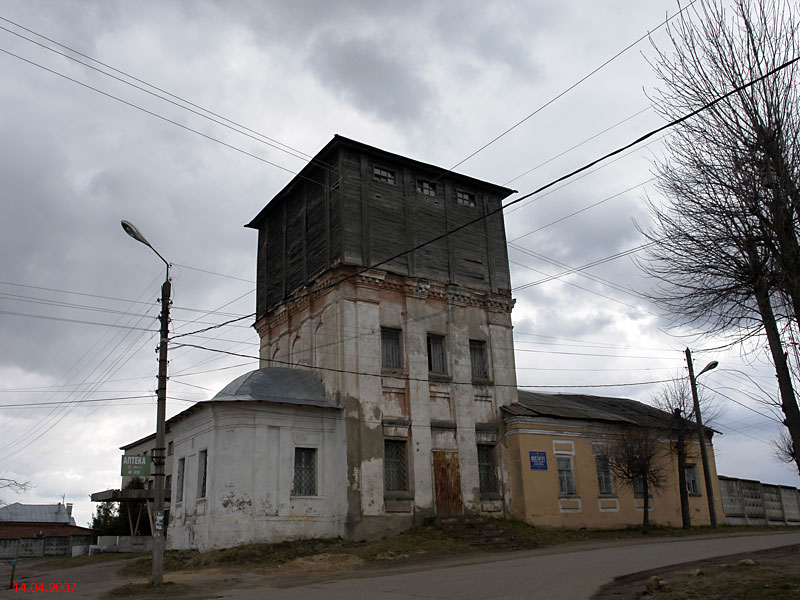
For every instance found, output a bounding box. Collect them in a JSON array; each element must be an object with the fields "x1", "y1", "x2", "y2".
[
  {"x1": 609, "y1": 428, "x2": 668, "y2": 533},
  {"x1": 640, "y1": 0, "x2": 800, "y2": 472},
  {"x1": 0, "y1": 477, "x2": 31, "y2": 506},
  {"x1": 652, "y1": 378, "x2": 721, "y2": 528}
]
